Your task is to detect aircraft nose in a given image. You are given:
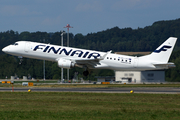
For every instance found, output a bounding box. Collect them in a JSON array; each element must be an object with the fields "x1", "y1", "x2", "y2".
[{"x1": 2, "y1": 46, "x2": 9, "y2": 52}]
